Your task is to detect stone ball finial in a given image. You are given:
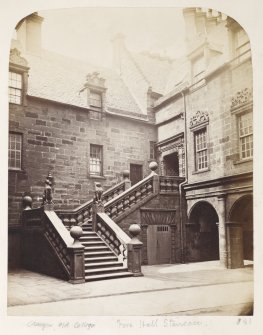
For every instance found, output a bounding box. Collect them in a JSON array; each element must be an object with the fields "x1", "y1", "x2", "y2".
[
  {"x1": 70, "y1": 226, "x2": 83, "y2": 242},
  {"x1": 129, "y1": 224, "x2": 141, "y2": 237},
  {"x1": 149, "y1": 161, "x2": 158, "y2": 174},
  {"x1": 22, "y1": 195, "x2": 33, "y2": 210},
  {"x1": 122, "y1": 170, "x2": 130, "y2": 180}
]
